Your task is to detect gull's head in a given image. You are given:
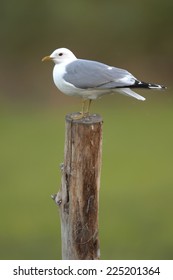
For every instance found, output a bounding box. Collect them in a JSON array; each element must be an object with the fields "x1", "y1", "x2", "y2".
[{"x1": 42, "y1": 48, "x2": 77, "y2": 64}]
